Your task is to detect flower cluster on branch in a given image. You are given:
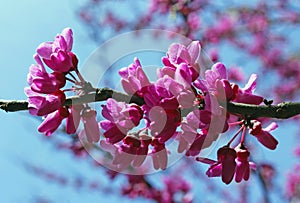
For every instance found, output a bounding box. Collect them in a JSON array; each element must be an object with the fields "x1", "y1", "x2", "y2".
[{"x1": 13, "y1": 28, "x2": 290, "y2": 184}]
